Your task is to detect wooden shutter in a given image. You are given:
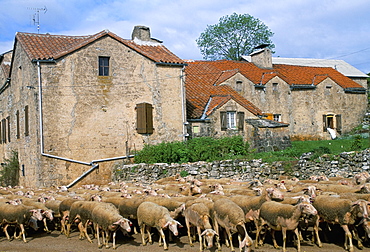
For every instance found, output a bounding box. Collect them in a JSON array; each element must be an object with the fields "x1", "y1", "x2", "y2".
[
  {"x1": 323, "y1": 115, "x2": 327, "y2": 132},
  {"x1": 2, "y1": 118, "x2": 6, "y2": 143},
  {"x1": 7, "y1": 116, "x2": 10, "y2": 143},
  {"x1": 136, "y1": 103, "x2": 153, "y2": 134},
  {"x1": 336, "y1": 114, "x2": 342, "y2": 134},
  {"x1": 237, "y1": 112, "x2": 245, "y2": 131},
  {"x1": 220, "y1": 111, "x2": 227, "y2": 131}
]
